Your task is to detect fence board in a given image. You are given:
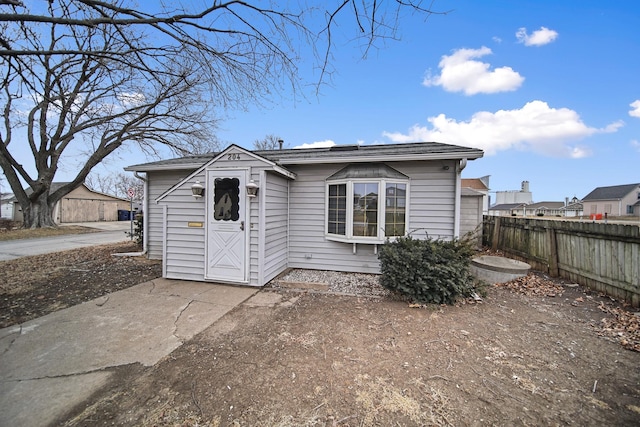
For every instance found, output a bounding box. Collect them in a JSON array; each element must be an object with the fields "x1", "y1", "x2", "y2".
[{"x1": 483, "y1": 216, "x2": 640, "y2": 307}]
